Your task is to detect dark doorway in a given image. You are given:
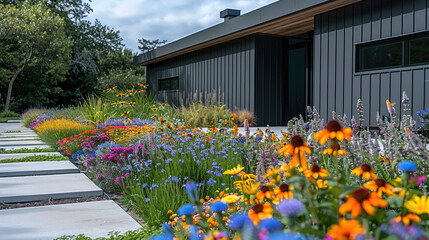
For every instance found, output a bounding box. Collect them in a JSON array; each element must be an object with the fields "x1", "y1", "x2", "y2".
[{"x1": 283, "y1": 36, "x2": 313, "y2": 124}]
